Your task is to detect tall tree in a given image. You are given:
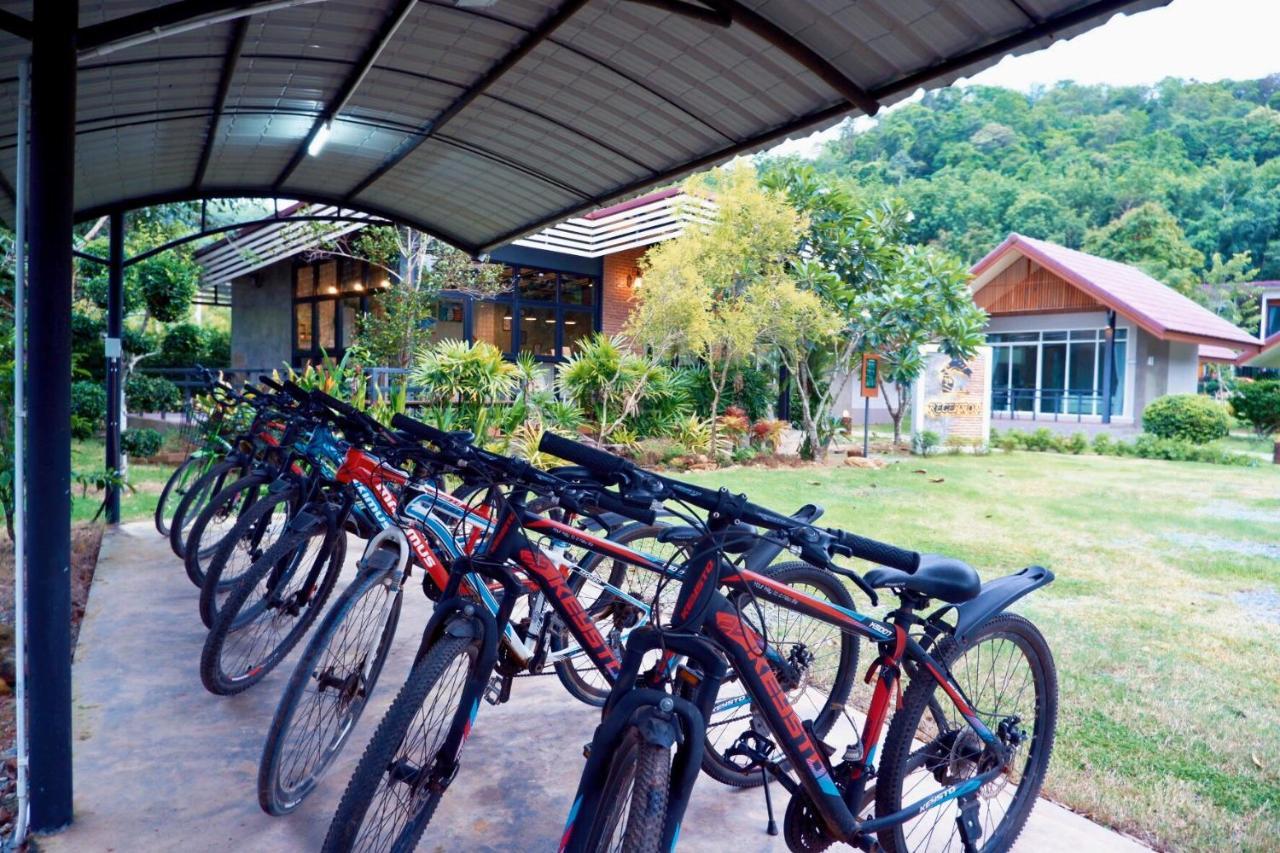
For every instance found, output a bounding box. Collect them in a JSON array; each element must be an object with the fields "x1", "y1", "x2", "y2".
[{"x1": 1082, "y1": 202, "x2": 1205, "y2": 295}]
